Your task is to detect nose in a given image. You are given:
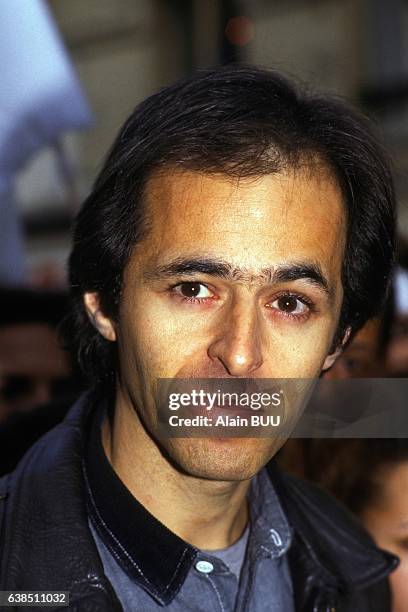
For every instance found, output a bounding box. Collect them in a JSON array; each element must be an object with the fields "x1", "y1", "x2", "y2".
[{"x1": 207, "y1": 299, "x2": 264, "y2": 376}]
